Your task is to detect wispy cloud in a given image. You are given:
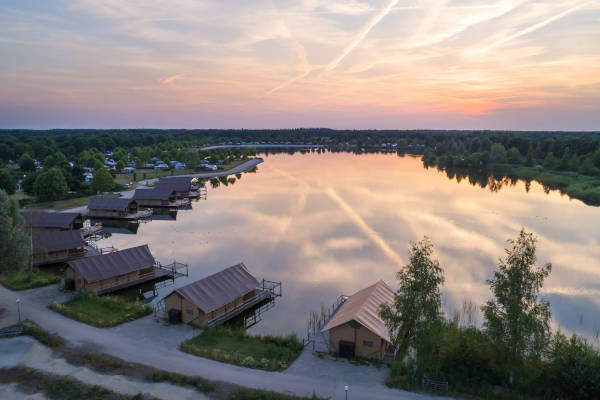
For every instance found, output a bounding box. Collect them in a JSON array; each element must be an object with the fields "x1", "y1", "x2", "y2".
[
  {"x1": 322, "y1": 0, "x2": 401, "y2": 73},
  {"x1": 470, "y1": 1, "x2": 591, "y2": 54},
  {"x1": 161, "y1": 73, "x2": 184, "y2": 86},
  {"x1": 264, "y1": 0, "x2": 400, "y2": 96}
]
